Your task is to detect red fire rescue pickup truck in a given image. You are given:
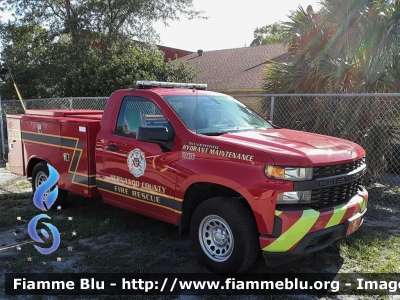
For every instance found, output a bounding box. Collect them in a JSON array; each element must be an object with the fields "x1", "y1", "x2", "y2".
[{"x1": 6, "y1": 81, "x2": 368, "y2": 273}]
